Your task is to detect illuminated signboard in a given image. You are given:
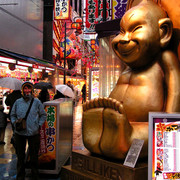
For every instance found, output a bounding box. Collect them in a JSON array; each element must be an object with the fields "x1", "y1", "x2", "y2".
[
  {"x1": 38, "y1": 105, "x2": 57, "y2": 170},
  {"x1": 91, "y1": 69, "x2": 99, "y2": 99},
  {"x1": 148, "y1": 113, "x2": 180, "y2": 180}
]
